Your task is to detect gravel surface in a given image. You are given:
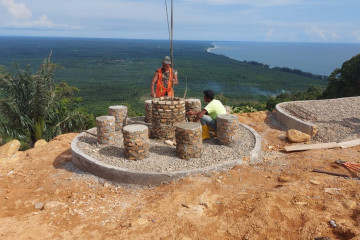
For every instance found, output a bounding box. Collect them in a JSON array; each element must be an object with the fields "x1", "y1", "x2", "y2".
[
  {"x1": 280, "y1": 96, "x2": 360, "y2": 143},
  {"x1": 77, "y1": 125, "x2": 255, "y2": 173}
]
